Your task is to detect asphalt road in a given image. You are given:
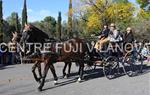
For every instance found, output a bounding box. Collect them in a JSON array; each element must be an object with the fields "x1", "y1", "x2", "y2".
[{"x1": 0, "y1": 62, "x2": 150, "y2": 95}]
